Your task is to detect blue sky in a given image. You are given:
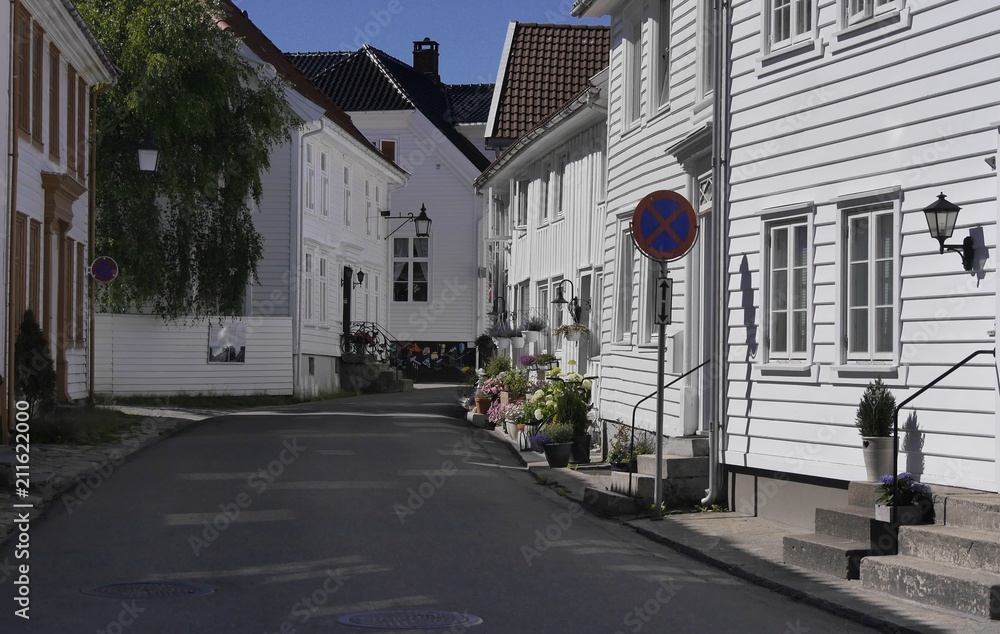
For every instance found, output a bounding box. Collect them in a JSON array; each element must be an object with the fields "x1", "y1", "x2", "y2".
[{"x1": 232, "y1": 0, "x2": 609, "y2": 85}]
